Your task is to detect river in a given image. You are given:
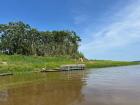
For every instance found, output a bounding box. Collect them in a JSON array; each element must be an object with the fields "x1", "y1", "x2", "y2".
[{"x1": 0, "y1": 65, "x2": 140, "y2": 105}]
